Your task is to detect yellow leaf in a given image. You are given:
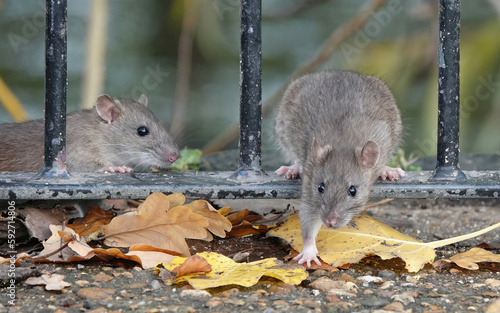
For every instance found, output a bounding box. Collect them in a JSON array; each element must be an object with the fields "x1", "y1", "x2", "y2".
[
  {"x1": 159, "y1": 252, "x2": 308, "y2": 289},
  {"x1": 269, "y1": 213, "x2": 500, "y2": 272},
  {"x1": 217, "y1": 206, "x2": 233, "y2": 216},
  {"x1": 436, "y1": 248, "x2": 500, "y2": 271},
  {"x1": 269, "y1": 213, "x2": 432, "y2": 272}
]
